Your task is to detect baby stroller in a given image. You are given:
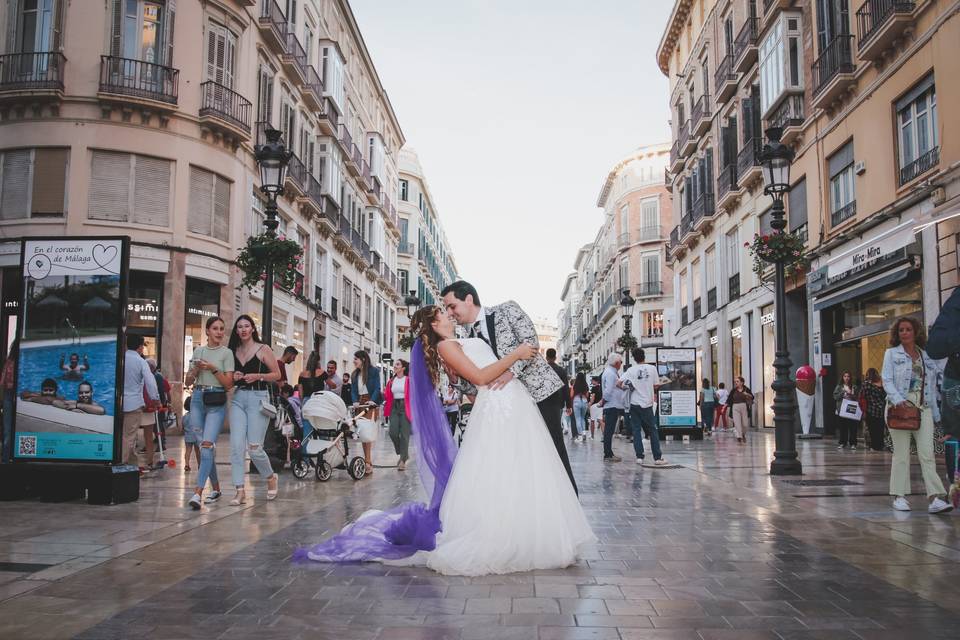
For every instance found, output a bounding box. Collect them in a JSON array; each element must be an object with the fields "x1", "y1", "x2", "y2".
[{"x1": 291, "y1": 391, "x2": 376, "y2": 481}]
